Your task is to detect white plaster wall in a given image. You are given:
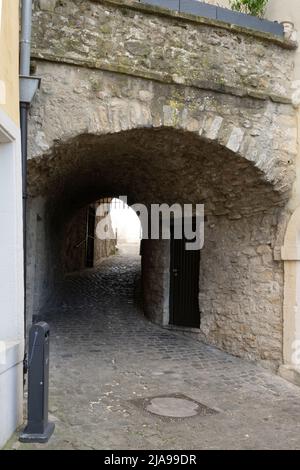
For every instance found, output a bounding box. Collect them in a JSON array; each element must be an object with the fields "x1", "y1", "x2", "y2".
[
  {"x1": 0, "y1": 108, "x2": 24, "y2": 448},
  {"x1": 0, "y1": 347, "x2": 23, "y2": 447}
]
